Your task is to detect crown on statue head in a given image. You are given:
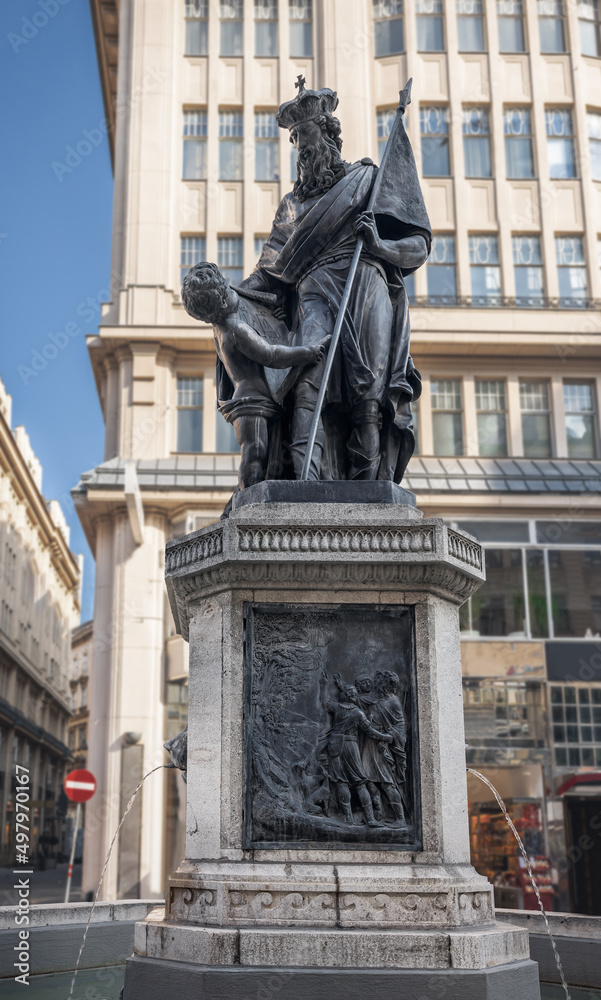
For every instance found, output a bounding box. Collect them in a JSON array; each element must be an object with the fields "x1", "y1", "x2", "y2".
[{"x1": 276, "y1": 75, "x2": 339, "y2": 131}]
